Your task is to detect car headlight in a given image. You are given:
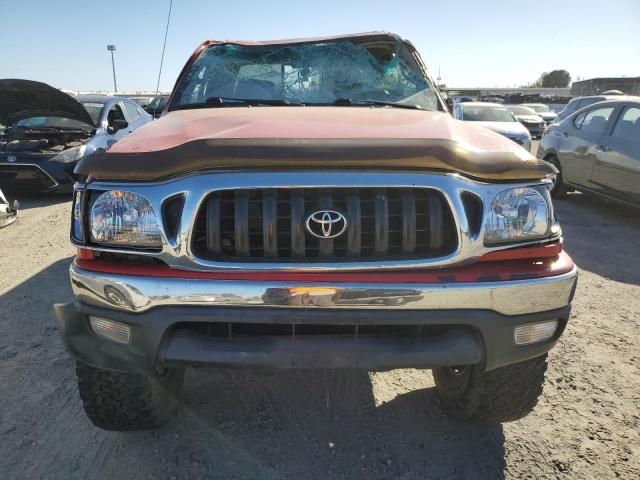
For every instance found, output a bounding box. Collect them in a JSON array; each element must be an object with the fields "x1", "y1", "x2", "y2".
[
  {"x1": 485, "y1": 187, "x2": 556, "y2": 245},
  {"x1": 53, "y1": 145, "x2": 87, "y2": 163},
  {"x1": 90, "y1": 191, "x2": 162, "y2": 248}
]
